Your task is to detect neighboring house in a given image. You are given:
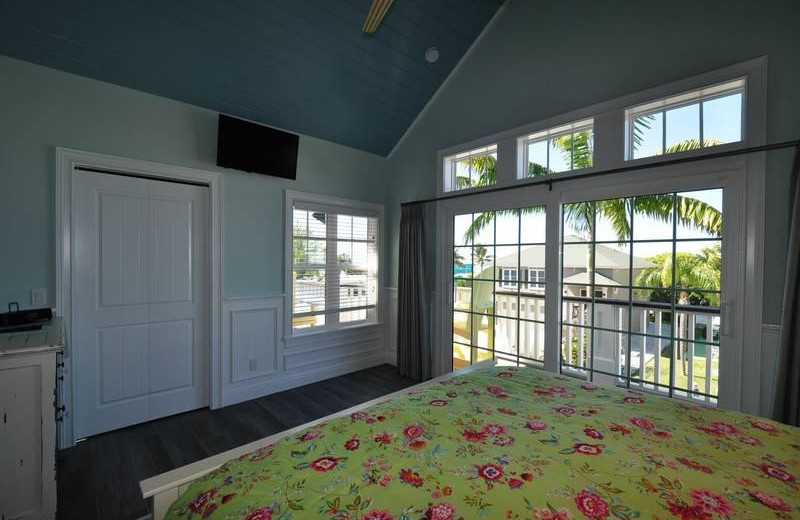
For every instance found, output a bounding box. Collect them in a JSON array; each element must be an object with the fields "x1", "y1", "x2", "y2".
[
  {"x1": 490, "y1": 235, "x2": 654, "y2": 300},
  {"x1": 457, "y1": 236, "x2": 654, "y2": 364}
]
